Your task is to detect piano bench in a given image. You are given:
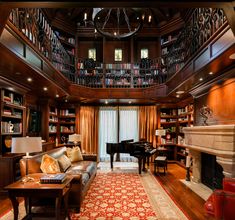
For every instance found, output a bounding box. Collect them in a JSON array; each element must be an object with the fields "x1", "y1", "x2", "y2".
[{"x1": 154, "y1": 156, "x2": 167, "y2": 175}]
